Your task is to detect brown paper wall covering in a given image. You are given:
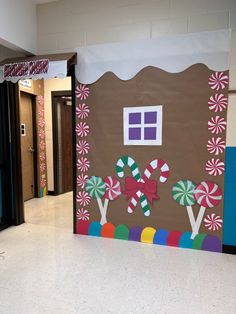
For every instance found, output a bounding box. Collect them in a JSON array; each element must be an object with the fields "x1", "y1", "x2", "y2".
[{"x1": 75, "y1": 64, "x2": 228, "y2": 252}]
